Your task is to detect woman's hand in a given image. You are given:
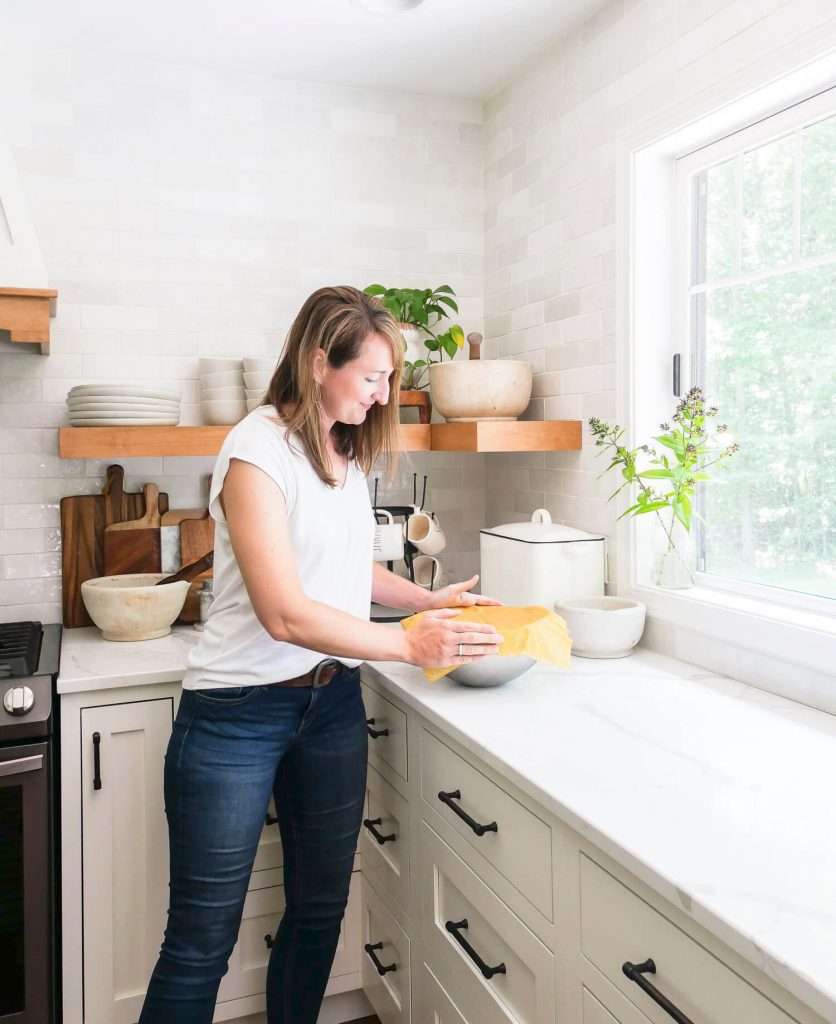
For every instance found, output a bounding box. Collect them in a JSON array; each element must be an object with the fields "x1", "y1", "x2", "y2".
[
  {"x1": 403, "y1": 607, "x2": 504, "y2": 668},
  {"x1": 422, "y1": 573, "x2": 503, "y2": 611}
]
